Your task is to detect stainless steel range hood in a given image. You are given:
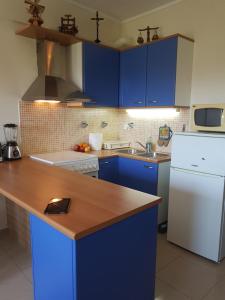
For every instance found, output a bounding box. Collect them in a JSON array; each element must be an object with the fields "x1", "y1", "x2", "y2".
[{"x1": 22, "y1": 41, "x2": 90, "y2": 103}]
